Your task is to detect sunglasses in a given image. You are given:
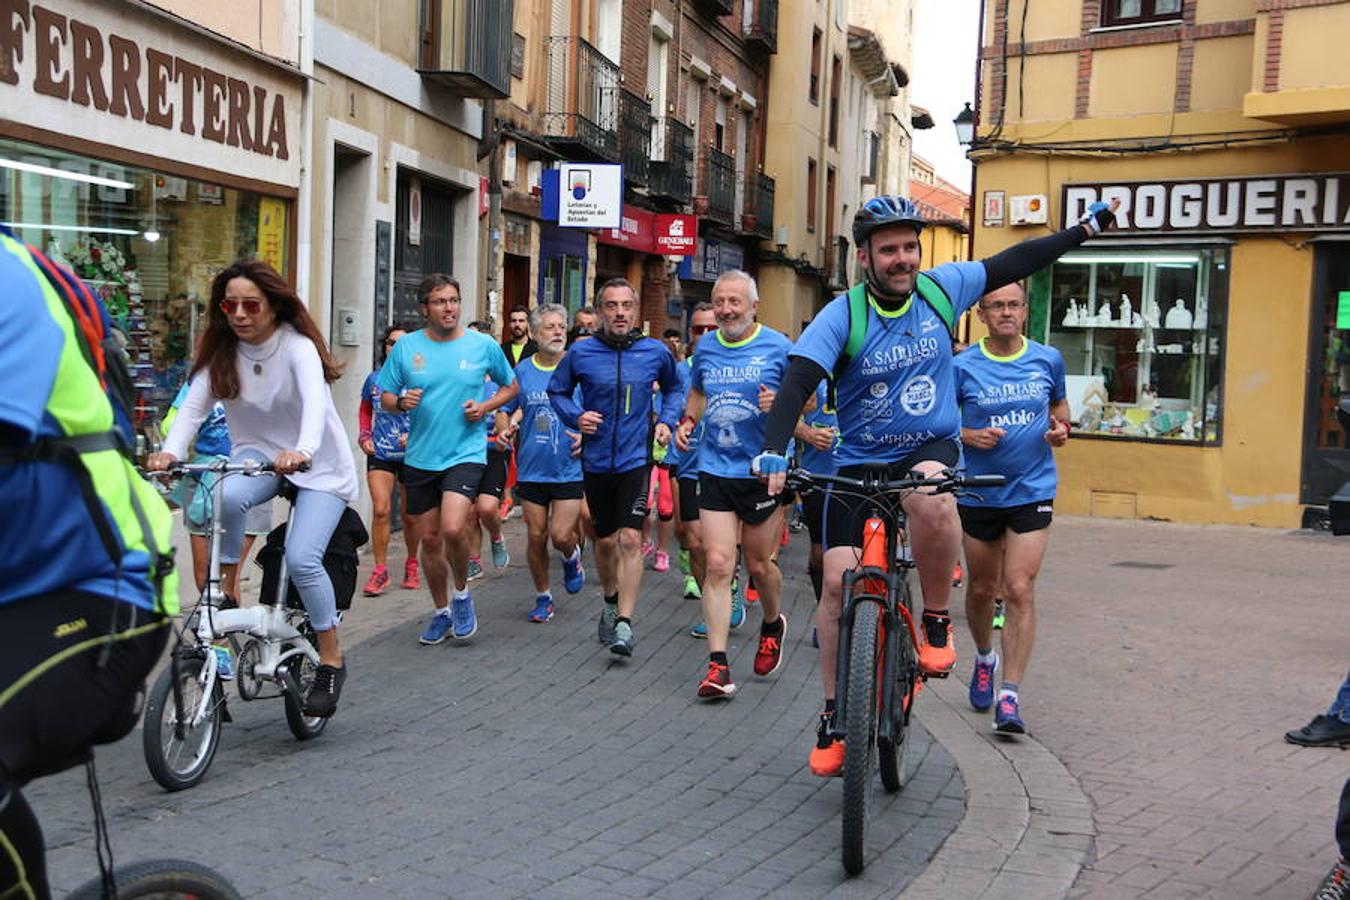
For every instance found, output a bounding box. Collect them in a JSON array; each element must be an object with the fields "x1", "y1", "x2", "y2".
[
  {"x1": 691, "y1": 324, "x2": 717, "y2": 335},
  {"x1": 220, "y1": 298, "x2": 263, "y2": 316}
]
